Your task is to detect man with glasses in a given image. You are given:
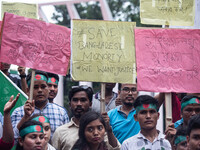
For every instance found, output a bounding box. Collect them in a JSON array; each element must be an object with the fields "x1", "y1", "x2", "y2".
[
  {"x1": 108, "y1": 83, "x2": 140, "y2": 144},
  {"x1": 52, "y1": 85, "x2": 120, "y2": 150}
]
